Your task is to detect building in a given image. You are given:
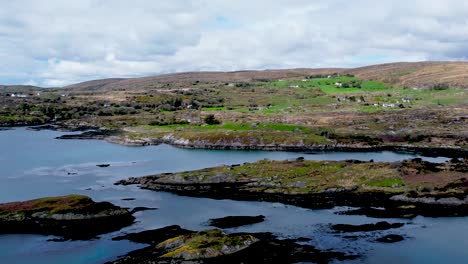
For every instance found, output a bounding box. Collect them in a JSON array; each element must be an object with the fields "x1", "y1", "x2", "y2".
[
  {"x1": 382, "y1": 103, "x2": 396, "y2": 108},
  {"x1": 11, "y1": 93, "x2": 28, "y2": 98}
]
